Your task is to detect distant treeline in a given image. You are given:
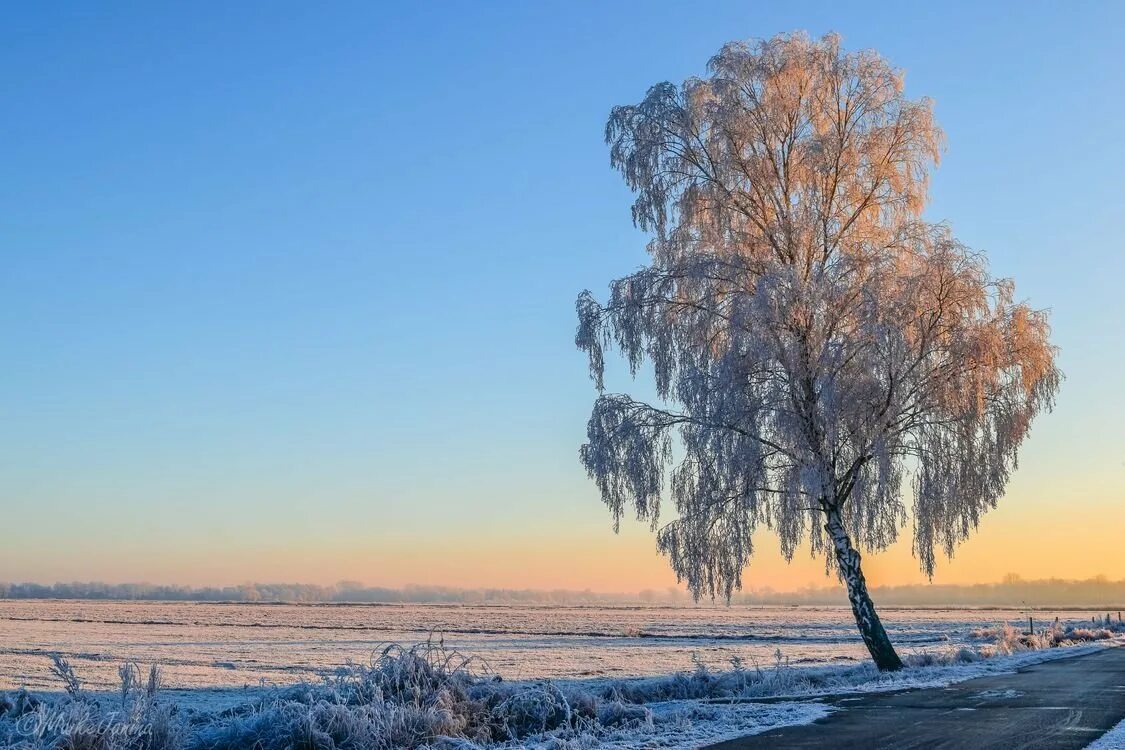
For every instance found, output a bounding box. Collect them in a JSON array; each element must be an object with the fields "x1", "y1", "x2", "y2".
[
  {"x1": 1, "y1": 575, "x2": 1124, "y2": 607},
  {"x1": 0, "y1": 581, "x2": 680, "y2": 605}
]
